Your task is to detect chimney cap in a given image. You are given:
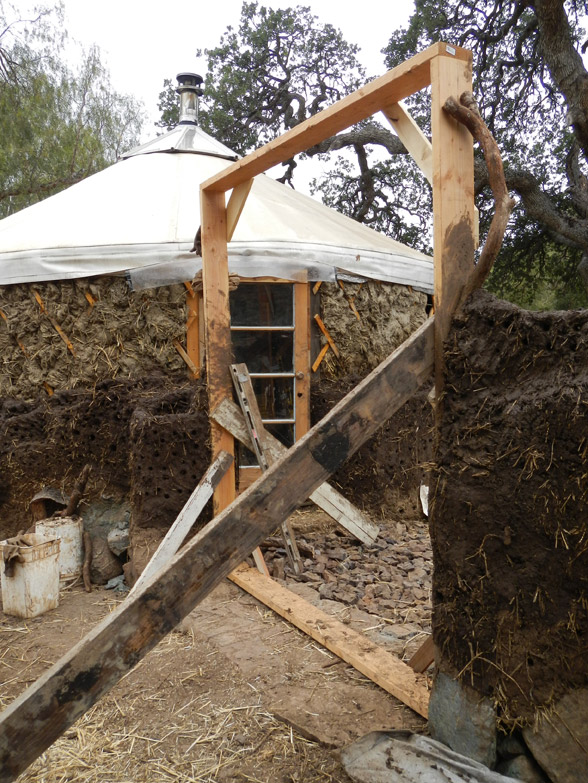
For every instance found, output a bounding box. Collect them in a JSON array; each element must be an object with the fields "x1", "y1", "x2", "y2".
[{"x1": 176, "y1": 72, "x2": 204, "y2": 95}]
